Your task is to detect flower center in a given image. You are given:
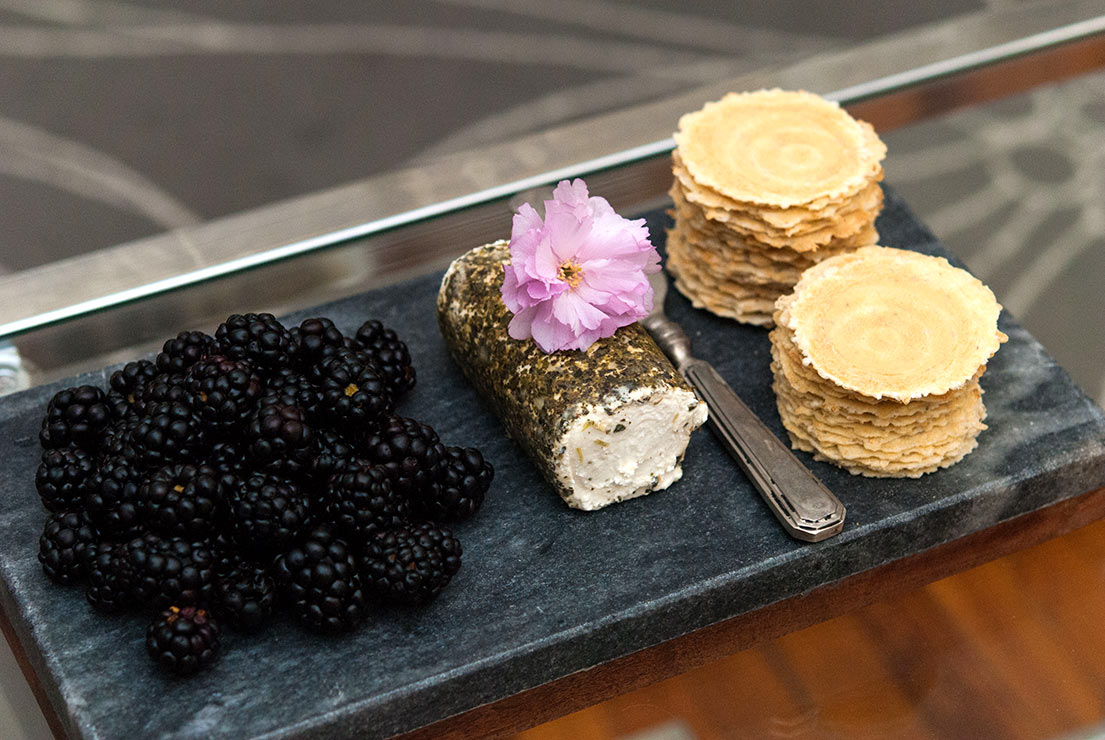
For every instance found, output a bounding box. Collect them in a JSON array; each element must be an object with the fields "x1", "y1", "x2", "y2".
[{"x1": 558, "y1": 259, "x2": 584, "y2": 288}]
